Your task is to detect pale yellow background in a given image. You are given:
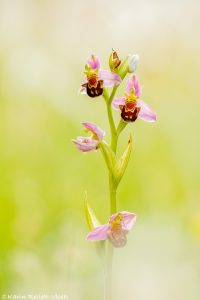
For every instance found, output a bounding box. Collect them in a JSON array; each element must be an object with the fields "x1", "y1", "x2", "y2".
[{"x1": 0, "y1": 0, "x2": 200, "y2": 299}]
